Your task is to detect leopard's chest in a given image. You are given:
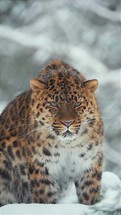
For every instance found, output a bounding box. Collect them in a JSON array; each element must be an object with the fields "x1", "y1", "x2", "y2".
[{"x1": 44, "y1": 143, "x2": 98, "y2": 187}]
